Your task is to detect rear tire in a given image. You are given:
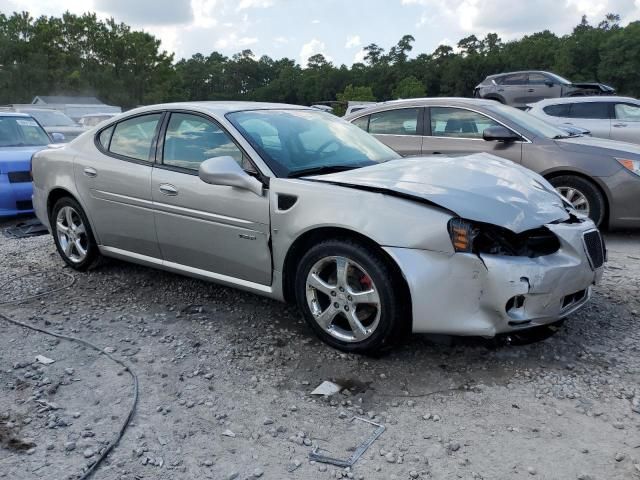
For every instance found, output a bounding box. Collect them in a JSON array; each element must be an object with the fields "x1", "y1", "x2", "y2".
[
  {"x1": 548, "y1": 175, "x2": 605, "y2": 227},
  {"x1": 295, "y1": 239, "x2": 408, "y2": 354},
  {"x1": 50, "y1": 197, "x2": 100, "y2": 271}
]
